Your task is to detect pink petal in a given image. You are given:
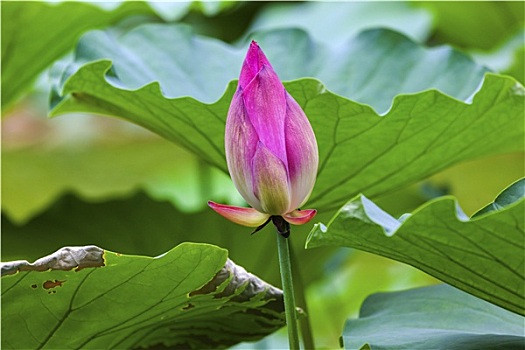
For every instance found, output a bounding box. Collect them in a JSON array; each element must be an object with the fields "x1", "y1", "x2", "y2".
[
  {"x1": 239, "y1": 40, "x2": 273, "y2": 89},
  {"x1": 283, "y1": 209, "x2": 317, "y2": 225},
  {"x1": 251, "y1": 142, "x2": 291, "y2": 215},
  {"x1": 243, "y1": 66, "x2": 288, "y2": 167},
  {"x1": 284, "y1": 92, "x2": 319, "y2": 209},
  {"x1": 208, "y1": 201, "x2": 270, "y2": 227},
  {"x1": 225, "y1": 89, "x2": 262, "y2": 211}
]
